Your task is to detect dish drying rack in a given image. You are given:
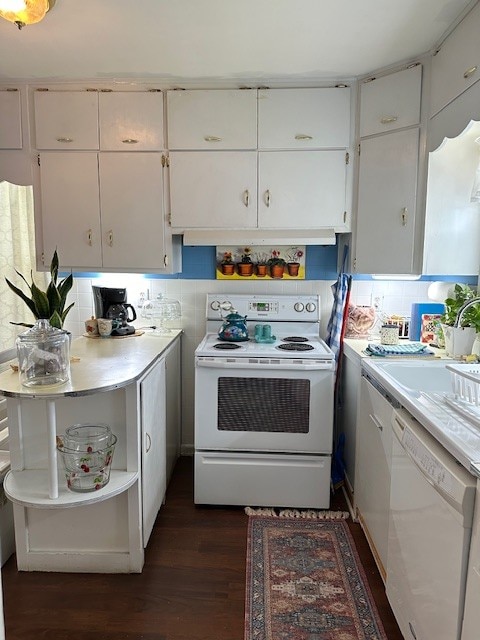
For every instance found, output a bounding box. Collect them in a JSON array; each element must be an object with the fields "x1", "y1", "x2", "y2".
[{"x1": 445, "y1": 363, "x2": 480, "y2": 426}]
